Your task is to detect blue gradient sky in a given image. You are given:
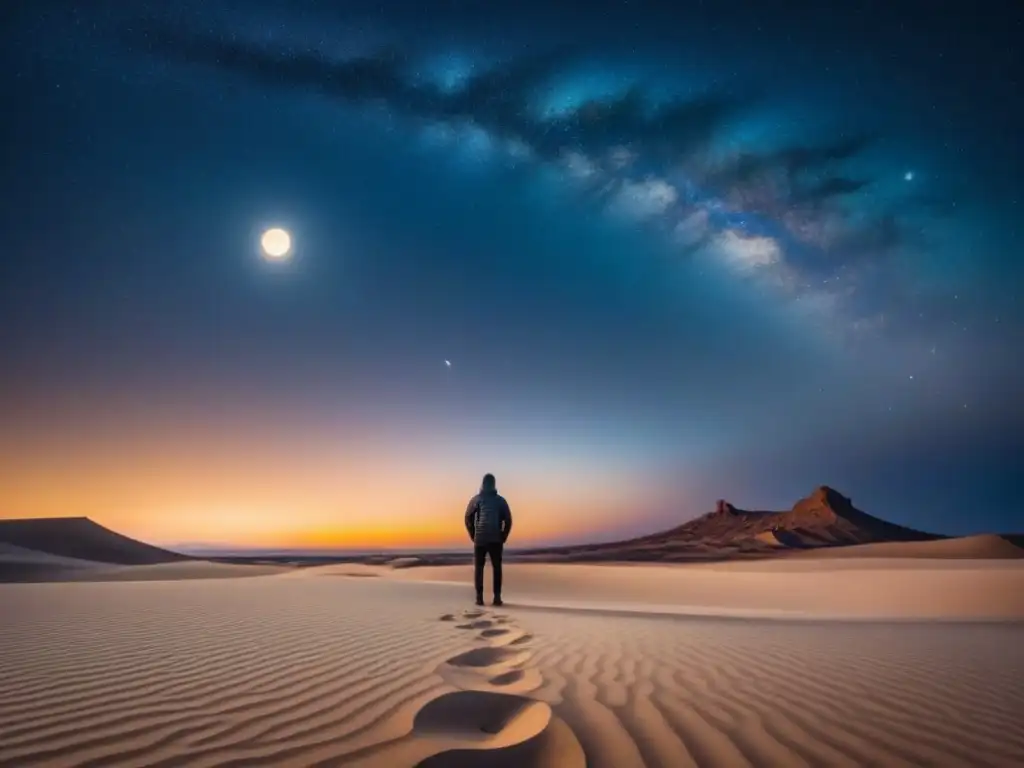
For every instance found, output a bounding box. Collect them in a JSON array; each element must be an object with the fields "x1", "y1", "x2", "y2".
[{"x1": 1, "y1": 0, "x2": 1021, "y2": 547}]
